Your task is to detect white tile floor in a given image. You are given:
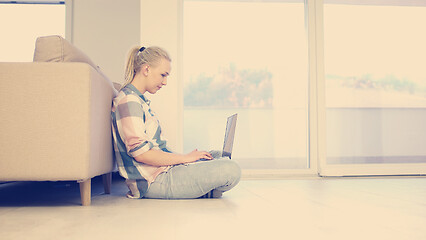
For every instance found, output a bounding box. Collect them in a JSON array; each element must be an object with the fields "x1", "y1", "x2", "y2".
[{"x1": 0, "y1": 175, "x2": 425, "y2": 240}]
